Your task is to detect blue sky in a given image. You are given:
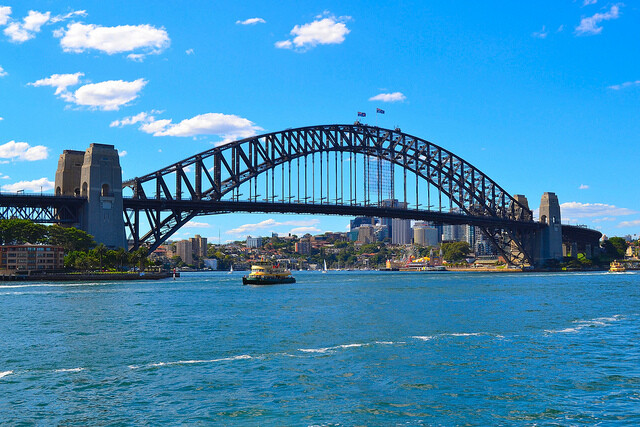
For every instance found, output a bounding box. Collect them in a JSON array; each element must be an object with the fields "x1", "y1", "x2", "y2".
[{"x1": 0, "y1": 1, "x2": 639, "y2": 241}]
